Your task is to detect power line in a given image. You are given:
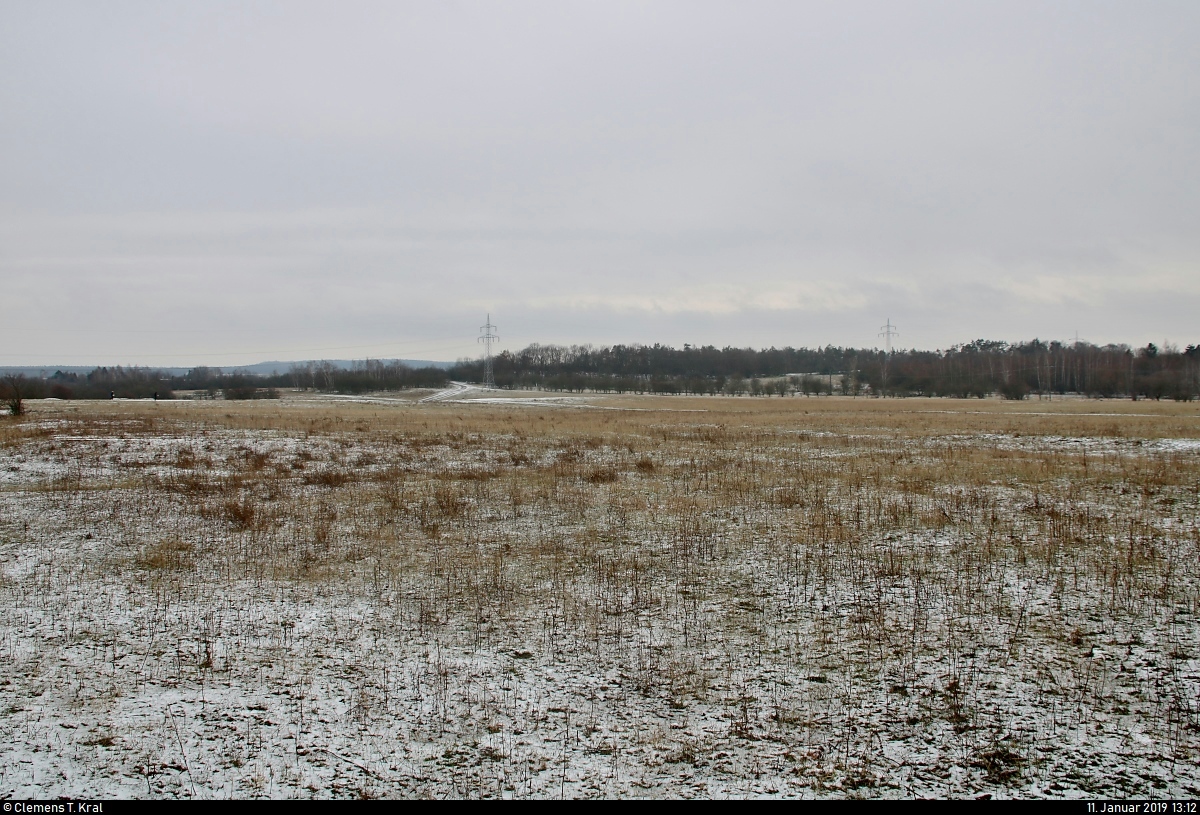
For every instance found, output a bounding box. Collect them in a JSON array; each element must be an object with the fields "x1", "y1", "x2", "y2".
[{"x1": 478, "y1": 314, "x2": 499, "y2": 389}]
